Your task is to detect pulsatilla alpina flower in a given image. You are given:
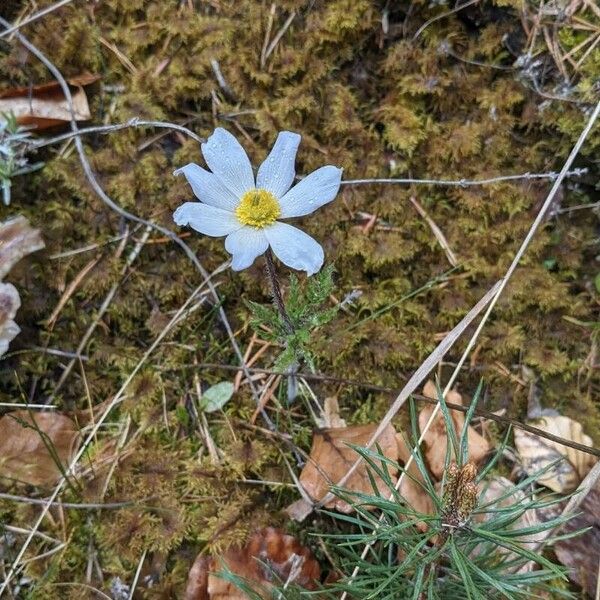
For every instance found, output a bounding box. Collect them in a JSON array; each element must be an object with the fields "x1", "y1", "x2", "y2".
[{"x1": 173, "y1": 128, "x2": 342, "y2": 275}]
